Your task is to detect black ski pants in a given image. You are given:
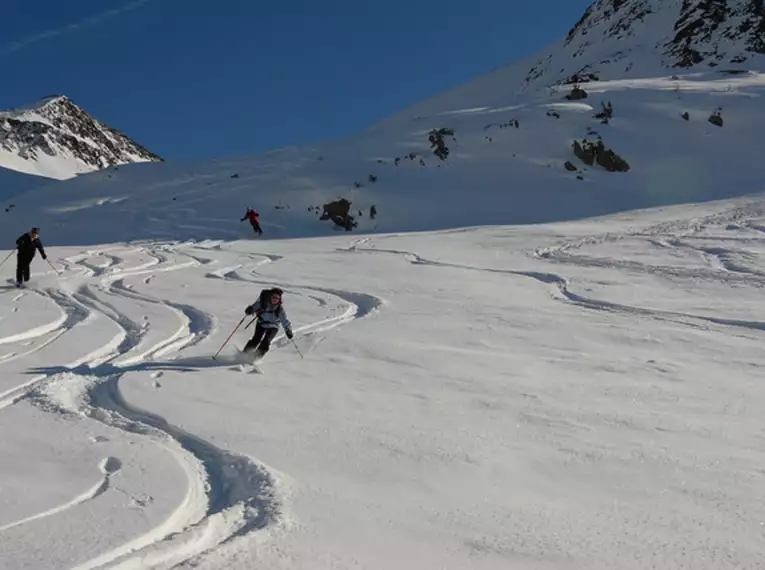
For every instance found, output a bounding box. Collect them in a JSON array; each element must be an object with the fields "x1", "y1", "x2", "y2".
[
  {"x1": 16, "y1": 255, "x2": 32, "y2": 284},
  {"x1": 251, "y1": 221, "x2": 263, "y2": 235},
  {"x1": 244, "y1": 324, "x2": 277, "y2": 355}
]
